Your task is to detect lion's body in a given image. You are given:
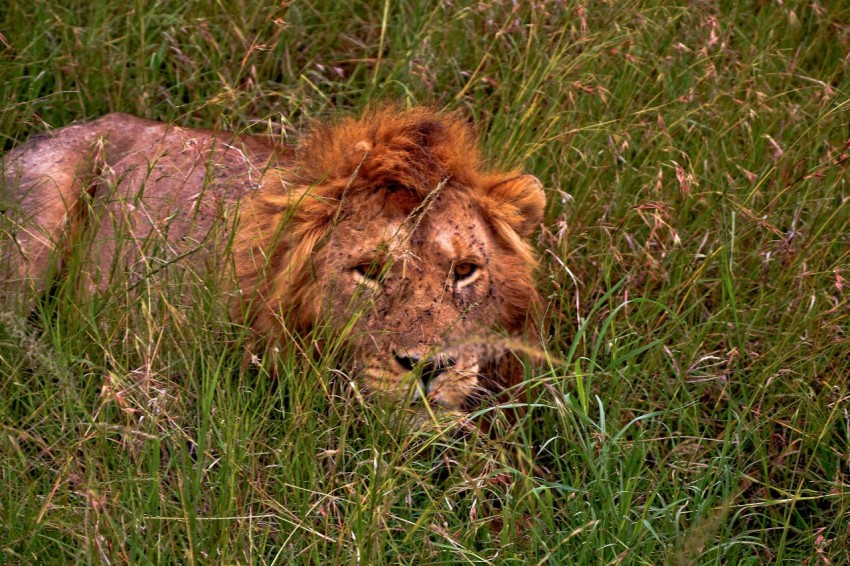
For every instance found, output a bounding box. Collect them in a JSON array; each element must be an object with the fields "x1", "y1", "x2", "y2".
[
  {"x1": 1, "y1": 107, "x2": 544, "y2": 411},
  {"x1": 1, "y1": 113, "x2": 291, "y2": 291}
]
